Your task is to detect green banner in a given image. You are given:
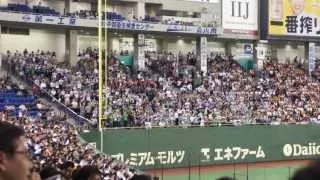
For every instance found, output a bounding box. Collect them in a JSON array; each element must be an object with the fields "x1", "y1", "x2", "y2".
[
  {"x1": 237, "y1": 58, "x2": 253, "y2": 70},
  {"x1": 117, "y1": 55, "x2": 134, "y2": 66},
  {"x1": 80, "y1": 125, "x2": 320, "y2": 170}
]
